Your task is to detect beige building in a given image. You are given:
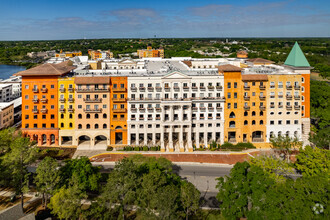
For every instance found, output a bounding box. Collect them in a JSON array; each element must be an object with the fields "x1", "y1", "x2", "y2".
[{"x1": 0, "y1": 103, "x2": 14, "y2": 129}]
